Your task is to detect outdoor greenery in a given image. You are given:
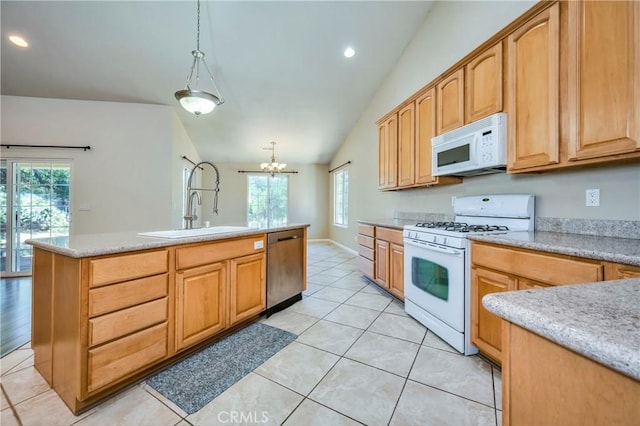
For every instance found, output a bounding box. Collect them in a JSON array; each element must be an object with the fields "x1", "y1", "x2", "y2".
[{"x1": 247, "y1": 175, "x2": 288, "y2": 228}]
